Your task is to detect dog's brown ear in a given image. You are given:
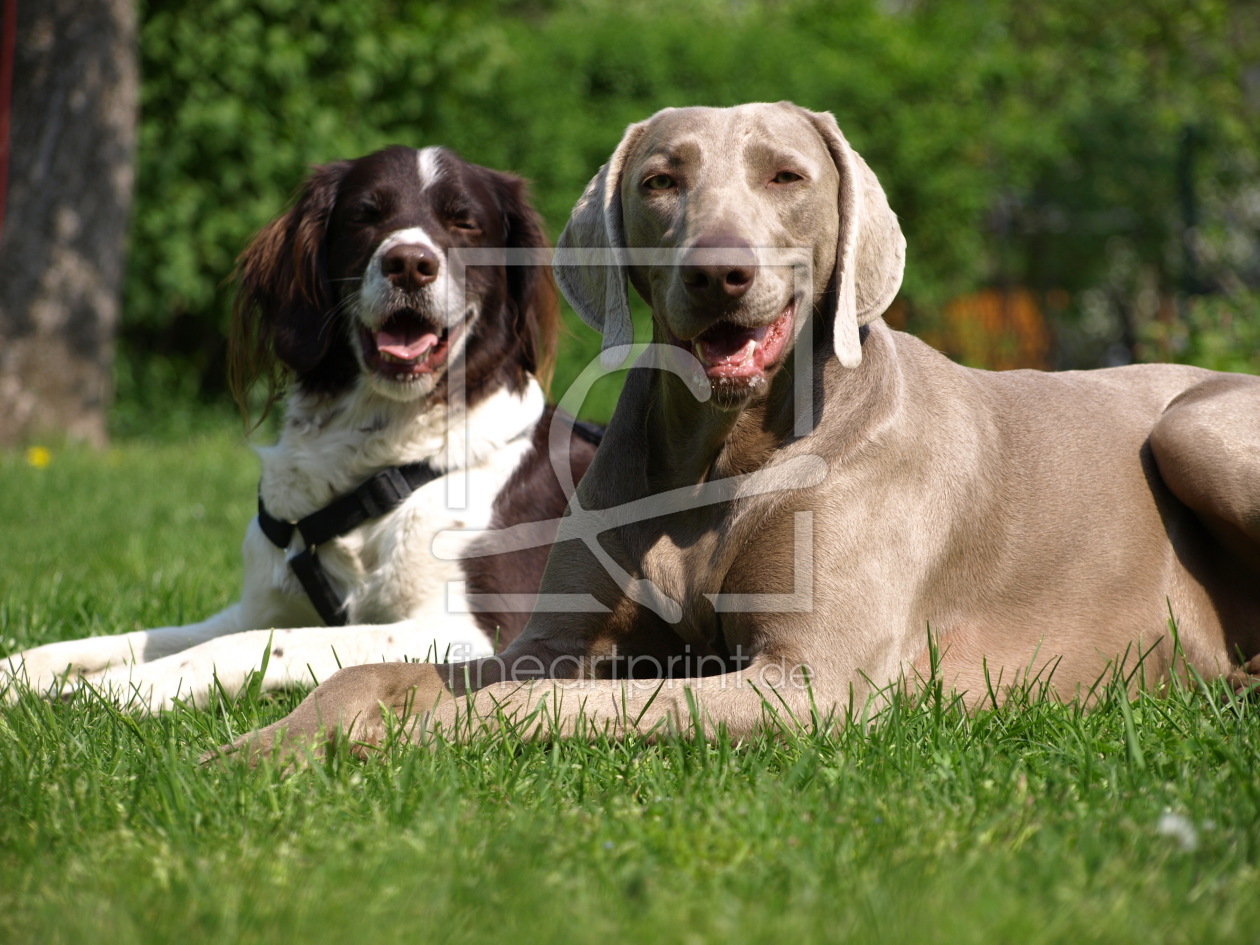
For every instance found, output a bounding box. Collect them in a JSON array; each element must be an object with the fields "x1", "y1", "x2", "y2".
[
  {"x1": 555, "y1": 120, "x2": 650, "y2": 369},
  {"x1": 229, "y1": 160, "x2": 351, "y2": 422},
  {"x1": 798, "y1": 107, "x2": 905, "y2": 369},
  {"x1": 492, "y1": 171, "x2": 559, "y2": 392}
]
